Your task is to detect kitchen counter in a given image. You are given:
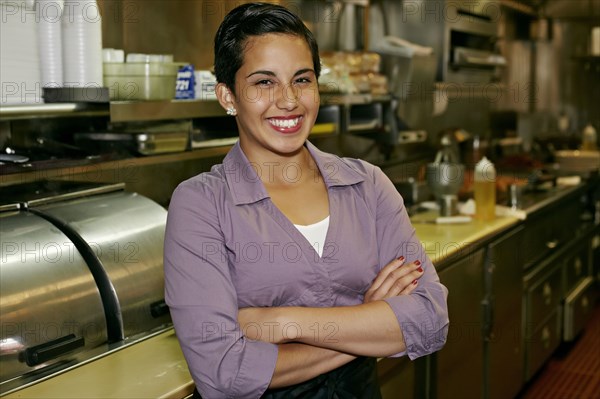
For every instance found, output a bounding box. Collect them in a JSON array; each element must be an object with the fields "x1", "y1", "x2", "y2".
[
  {"x1": 3, "y1": 211, "x2": 521, "y2": 398},
  {"x1": 412, "y1": 213, "x2": 520, "y2": 268},
  {"x1": 2, "y1": 330, "x2": 194, "y2": 399}
]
